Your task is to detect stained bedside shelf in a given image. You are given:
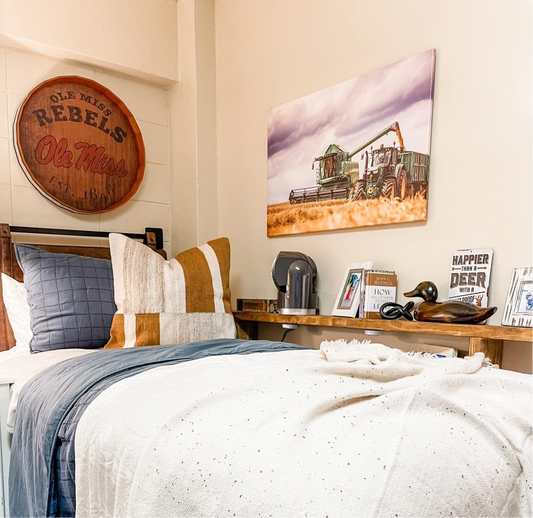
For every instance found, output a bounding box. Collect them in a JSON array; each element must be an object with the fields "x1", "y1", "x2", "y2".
[{"x1": 233, "y1": 312, "x2": 533, "y2": 366}]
